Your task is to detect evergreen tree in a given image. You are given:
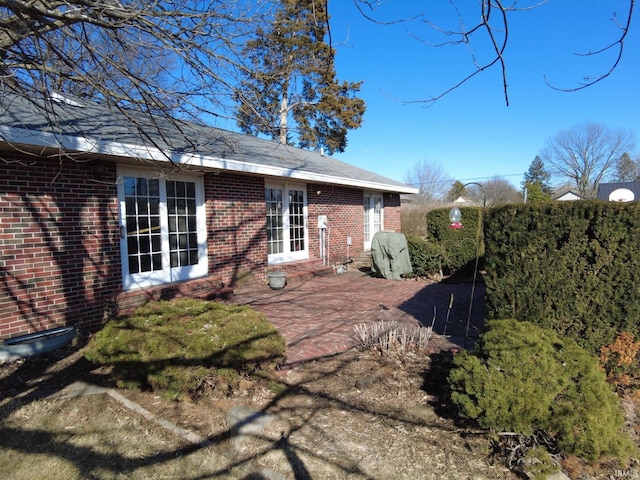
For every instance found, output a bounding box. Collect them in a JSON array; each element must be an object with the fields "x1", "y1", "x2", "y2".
[
  {"x1": 446, "y1": 180, "x2": 467, "y2": 202},
  {"x1": 614, "y1": 152, "x2": 640, "y2": 181},
  {"x1": 522, "y1": 156, "x2": 553, "y2": 202},
  {"x1": 235, "y1": 0, "x2": 365, "y2": 155}
]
